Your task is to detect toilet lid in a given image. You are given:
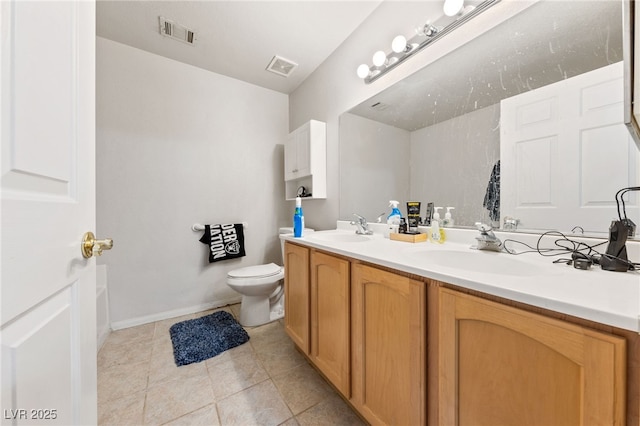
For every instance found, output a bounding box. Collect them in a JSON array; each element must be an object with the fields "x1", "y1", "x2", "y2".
[{"x1": 227, "y1": 263, "x2": 282, "y2": 279}]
